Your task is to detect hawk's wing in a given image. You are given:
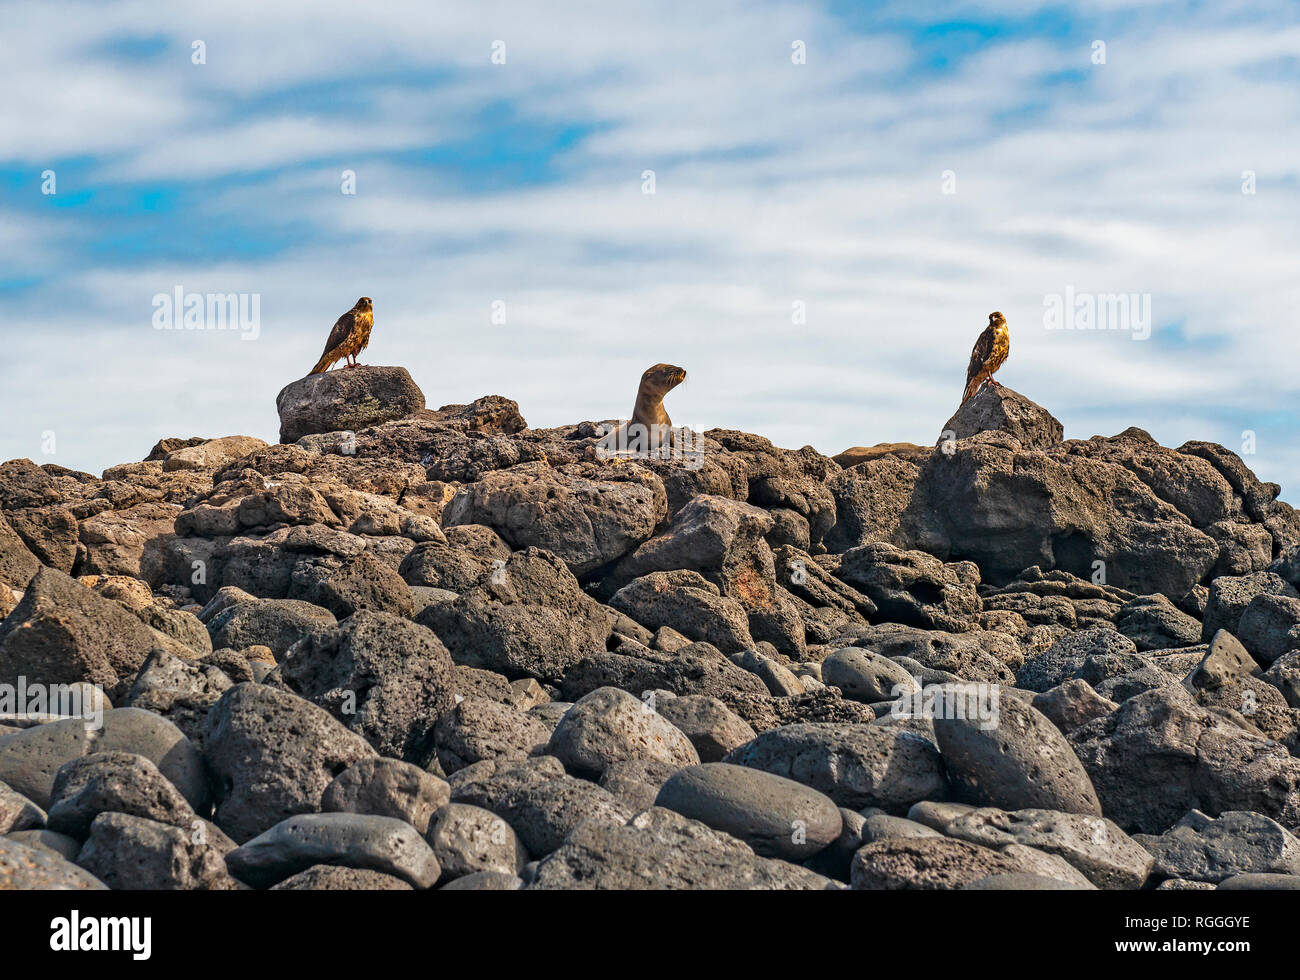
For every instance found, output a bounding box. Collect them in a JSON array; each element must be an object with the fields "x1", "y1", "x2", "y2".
[
  {"x1": 965, "y1": 325, "x2": 994, "y2": 388},
  {"x1": 320, "y1": 310, "x2": 356, "y2": 359}
]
